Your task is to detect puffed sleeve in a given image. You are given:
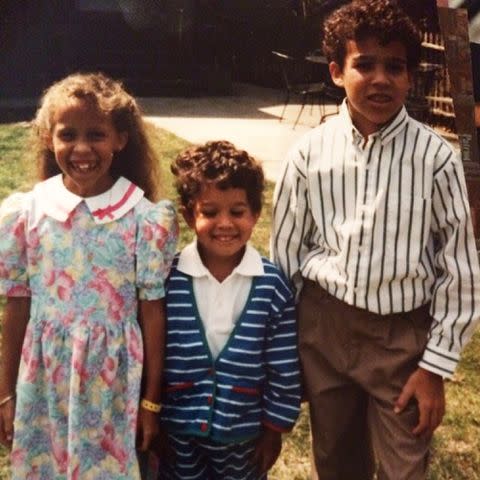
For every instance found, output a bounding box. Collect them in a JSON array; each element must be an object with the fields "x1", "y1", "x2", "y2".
[
  {"x1": 0, "y1": 192, "x2": 31, "y2": 297},
  {"x1": 136, "y1": 199, "x2": 178, "y2": 300}
]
